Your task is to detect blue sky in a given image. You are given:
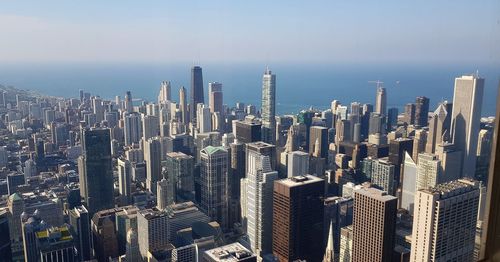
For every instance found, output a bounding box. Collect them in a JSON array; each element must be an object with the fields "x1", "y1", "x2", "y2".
[{"x1": 1, "y1": 1, "x2": 499, "y2": 64}]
